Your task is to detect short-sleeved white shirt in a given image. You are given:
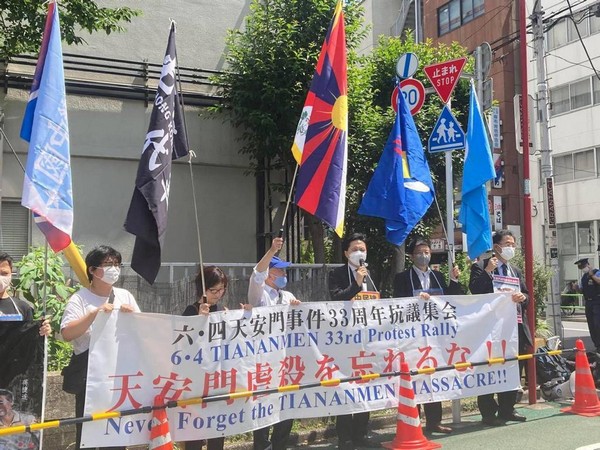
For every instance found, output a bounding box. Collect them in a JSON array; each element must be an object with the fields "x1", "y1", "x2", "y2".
[
  {"x1": 247, "y1": 266, "x2": 297, "y2": 307},
  {"x1": 60, "y1": 287, "x2": 140, "y2": 355}
]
